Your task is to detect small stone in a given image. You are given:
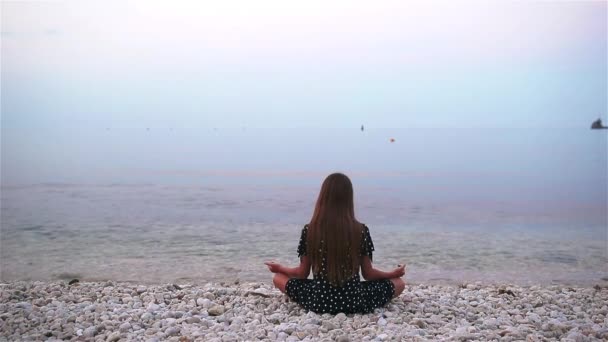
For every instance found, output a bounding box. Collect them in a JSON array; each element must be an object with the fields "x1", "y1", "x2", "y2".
[
  {"x1": 165, "y1": 326, "x2": 180, "y2": 336},
  {"x1": 208, "y1": 305, "x2": 225, "y2": 316},
  {"x1": 221, "y1": 332, "x2": 239, "y2": 342},
  {"x1": 411, "y1": 319, "x2": 427, "y2": 328},
  {"x1": 527, "y1": 313, "x2": 541, "y2": 324},
  {"x1": 196, "y1": 298, "x2": 211, "y2": 308},
  {"x1": 83, "y1": 326, "x2": 97, "y2": 338},
  {"x1": 249, "y1": 289, "x2": 271, "y2": 298},
  {"x1": 253, "y1": 329, "x2": 266, "y2": 339},
  {"x1": 376, "y1": 333, "x2": 388, "y2": 341},
  {"x1": 15, "y1": 302, "x2": 32, "y2": 311},
  {"x1": 119, "y1": 322, "x2": 131, "y2": 332},
  {"x1": 455, "y1": 327, "x2": 468, "y2": 335},
  {"x1": 405, "y1": 329, "x2": 419, "y2": 337},
  {"x1": 147, "y1": 303, "x2": 160, "y2": 312},
  {"x1": 161, "y1": 311, "x2": 176, "y2": 319},
  {"x1": 231, "y1": 317, "x2": 245, "y2": 327},
  {"x1": 107, "y1": 331, "x2": 121, "y2": 342},
  {"x1": 68, "y1": 279, "x2": 79, "y2": 285},
  {"x1": 268, "y1": 313, "x2": 283, "y2": 324},
  {"x1": 187, "y1": 316, "x2": 201, "y2": 324},
  {"x1": 294, "y1": 331, "x2": 307, "y2": 340},
  {"x1": 335, "y1": 313, "x2": 347, "y2": 322},
  {"x1": 137, "y1": 286, "x2": 147, "y2": 294},
  {"x1": 322, "y1": 321, "x2": 337, "y2": 331},
  {"x1": 336, "y1": 335, "x2": 350, "y2": 342}
]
